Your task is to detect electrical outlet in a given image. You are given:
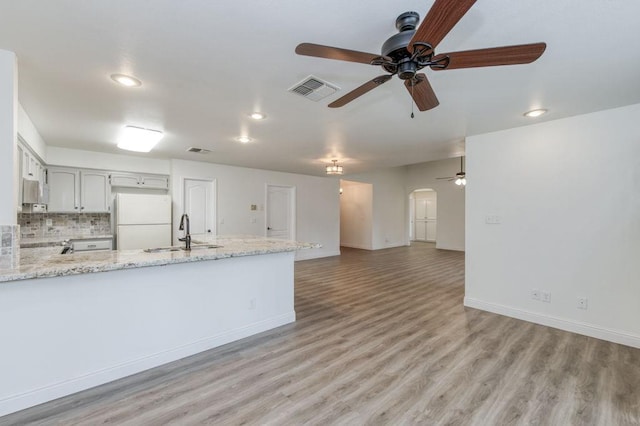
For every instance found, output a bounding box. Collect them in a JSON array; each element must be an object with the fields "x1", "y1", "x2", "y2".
[
  {"x1": 531, "y1": 289, "x2": 541, "y2": 301},
  {"x1": 577, "y1": 297, "x2": 588, "y2": 310},
  {"x1": 542, "y1": 291, "x2": 551, "y2": 303}
]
